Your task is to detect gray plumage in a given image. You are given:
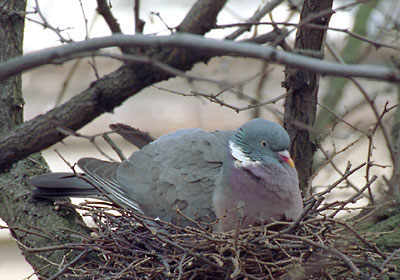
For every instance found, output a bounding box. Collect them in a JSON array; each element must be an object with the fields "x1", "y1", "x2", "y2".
[{"x1": 30, "y1": 119, "x2": 303, "y2": 232}]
